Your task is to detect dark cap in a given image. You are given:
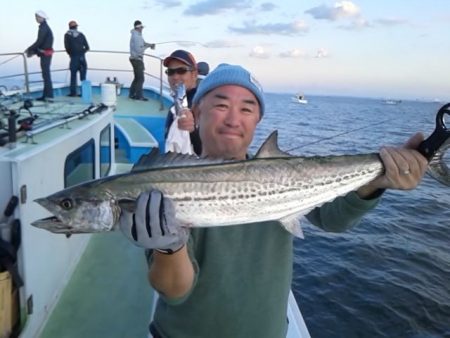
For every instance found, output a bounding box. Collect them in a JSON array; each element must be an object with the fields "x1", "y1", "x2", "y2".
[
  {"x1": 163, "y1": 50, "x2": 197, "y2": 69},
  {"x1": 197, "y1": 61, "x2": 210, "y2": 76},
  {"x1": 134, "y1": 20, "x2": 144, "y2": 28},
  {"x1": 68, "y1": 20, "x2": 78, "y2": 28}
]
